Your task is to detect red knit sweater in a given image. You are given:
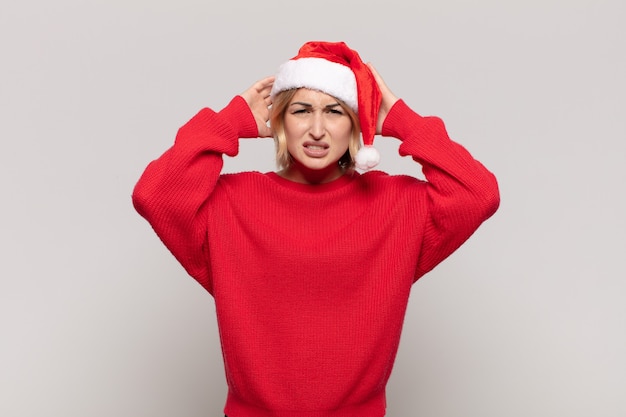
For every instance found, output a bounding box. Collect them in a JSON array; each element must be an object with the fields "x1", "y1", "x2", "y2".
[{"x1": 132, "y1": 96, "x2": 499, "y2": 417}]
